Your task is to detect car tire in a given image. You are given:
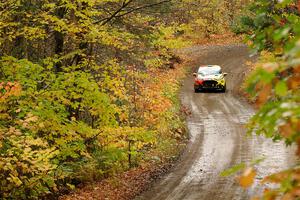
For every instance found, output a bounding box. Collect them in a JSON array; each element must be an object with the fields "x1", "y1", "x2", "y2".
[
  {"x1": 221, "y1": 86, "x2": 226, "y2": 93},
  {"x1": 194, "y1": 88, "x2": 198, "y2": 93}
]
